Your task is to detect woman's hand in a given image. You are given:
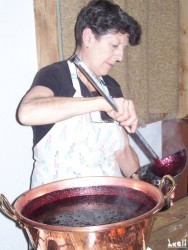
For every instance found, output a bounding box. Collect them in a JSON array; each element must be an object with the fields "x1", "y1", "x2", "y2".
[
  {"x1": 105, "y1": 98, "x2": 138, "y2": 133},
  {"x1": 169, "y1": 192, "x2": 175, "y2": 207}
]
